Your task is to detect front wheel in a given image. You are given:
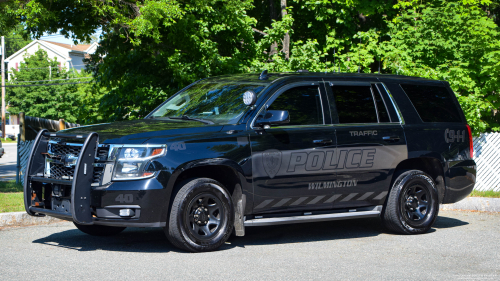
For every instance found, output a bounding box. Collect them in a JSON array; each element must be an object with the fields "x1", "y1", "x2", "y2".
[
  {"x1": 382, "y1": 170, "x2": 439, "y2": 234},
  {"x1": 165, "y1": 178, "x2": 234, "y2": 252}
]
